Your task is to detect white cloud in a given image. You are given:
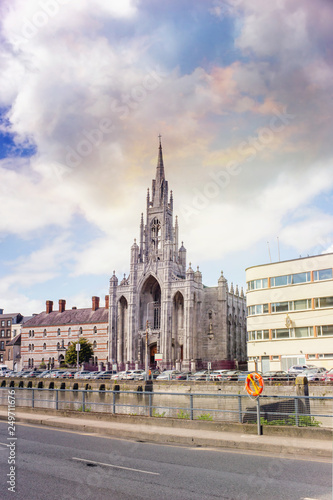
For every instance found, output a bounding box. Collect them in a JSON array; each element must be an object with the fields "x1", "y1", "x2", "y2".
[{"x1": 0, "y1": 0, "x2": 333, "y2": 313}]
